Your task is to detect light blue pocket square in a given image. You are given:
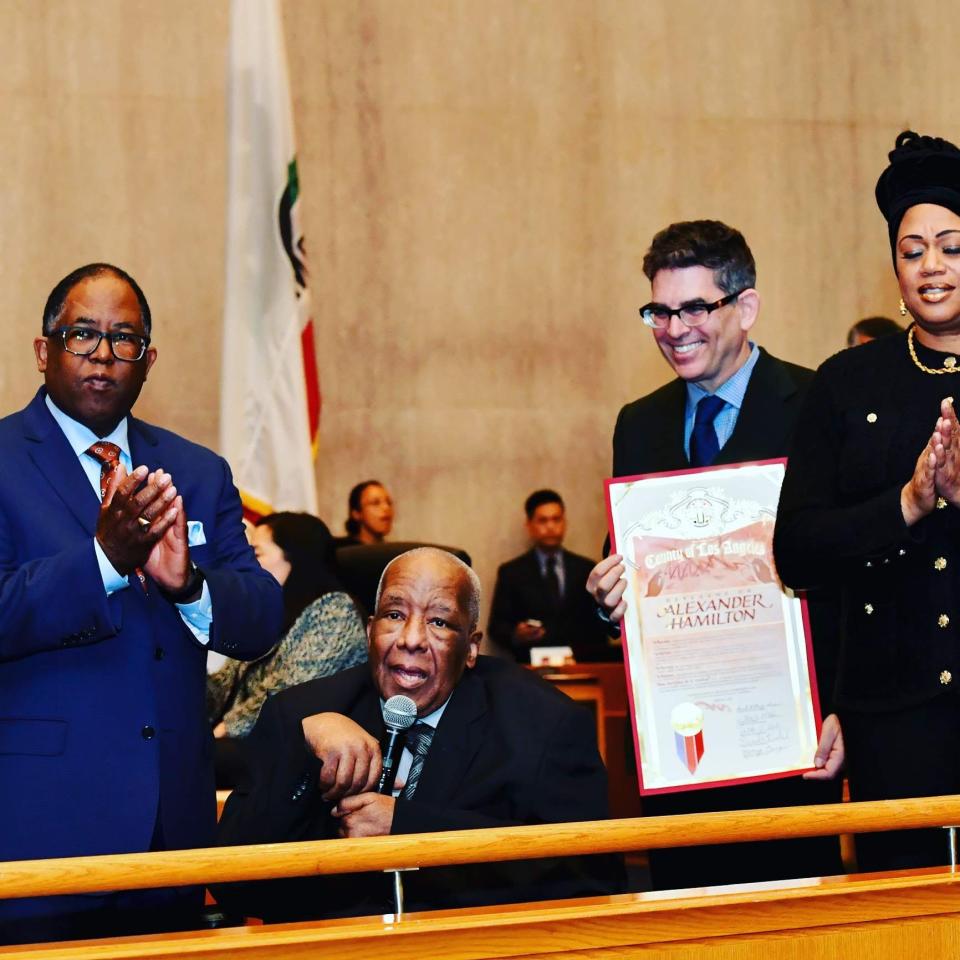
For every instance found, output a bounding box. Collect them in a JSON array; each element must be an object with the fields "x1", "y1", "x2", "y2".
[{"x1": 187, "y1": 521, "x2": 207, "y2": 547}]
